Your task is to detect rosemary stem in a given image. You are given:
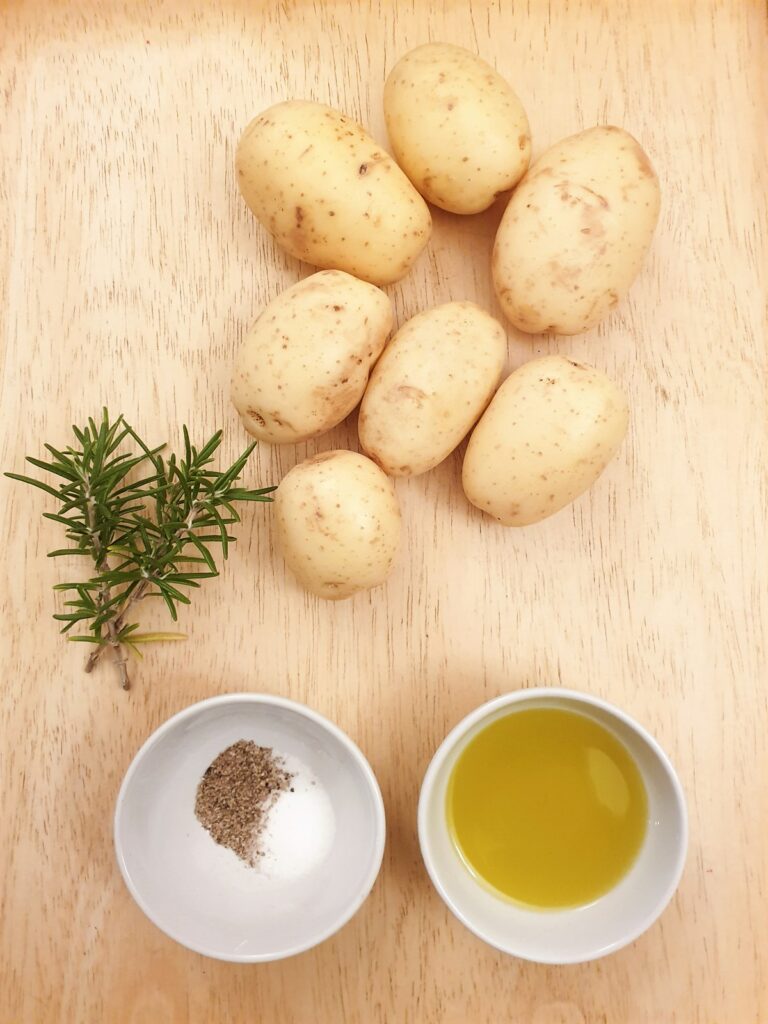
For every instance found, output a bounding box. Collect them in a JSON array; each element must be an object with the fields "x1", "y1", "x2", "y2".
[
  {"x1": 85, "y1": 577, "x2": 151, "y2": 672},
  {"x1": 83, "y1": 490, "x2": 131, "y2": 688}
]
